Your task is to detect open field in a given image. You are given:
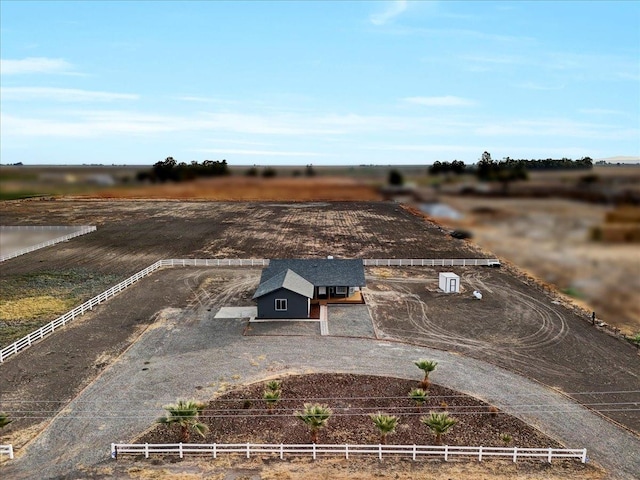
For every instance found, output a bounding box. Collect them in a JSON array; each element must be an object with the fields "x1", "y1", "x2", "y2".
[
  {"x1": 435, "y1": 196, "x2": 640, "y2": 335},
  {"x1": 0, "y1": 200, "x2": 638, "y2": 479}
]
